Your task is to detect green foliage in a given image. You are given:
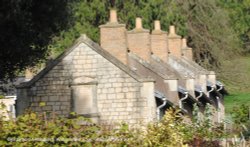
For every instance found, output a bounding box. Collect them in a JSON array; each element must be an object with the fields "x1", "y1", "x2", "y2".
[
  {"x1": 0, "y1": 0, "x2": 75, "y2": 80},
  {"x1": 50, "y1": 0, "x2": 242, "y2": 72},
  {"x1": 0, "y1": 107, "x2": 227, "y2": 146},
  {"x1": 225, "y1": 103, "x2": 250, "y2": 140},
  {"x1": 220, "y1": 0, "x2": 250, "y2": 53},
  {"x1": 144, "y1": 108, "x2": 186, "y2": 146},
  {"x1": 184, "y1": 104, "x2": 226, "y2": 143},
  {"x1": 50, "y1": 0, "x2": 188, "y2": 57},
  {"x1": 174, "y1": 0, "x2": 241, "y2": 69},
  {"x1": 224, "y1": 93, "x2": 250, "y2": 113},
  {"x1": 0, "y1": 111, "x2": 140, "y2": 146},
  {"x1": 0, "y1": 95, "x2": 4, "y2": 99},
  {"x1": 230, "y1": 104, "x2": 250, "y2": 127}
]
